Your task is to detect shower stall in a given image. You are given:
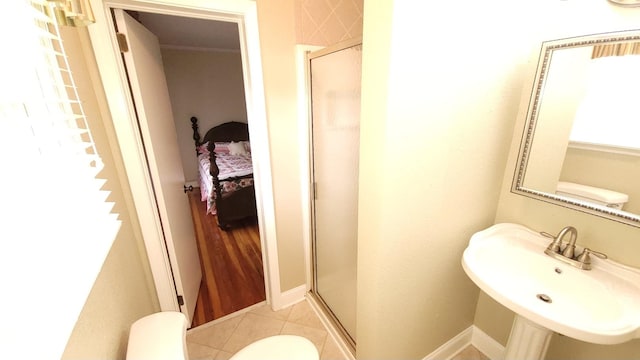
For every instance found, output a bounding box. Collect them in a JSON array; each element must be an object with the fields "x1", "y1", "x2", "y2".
[{"x1": 307, "y1": 39, "x2": 362, "y2": 351}]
